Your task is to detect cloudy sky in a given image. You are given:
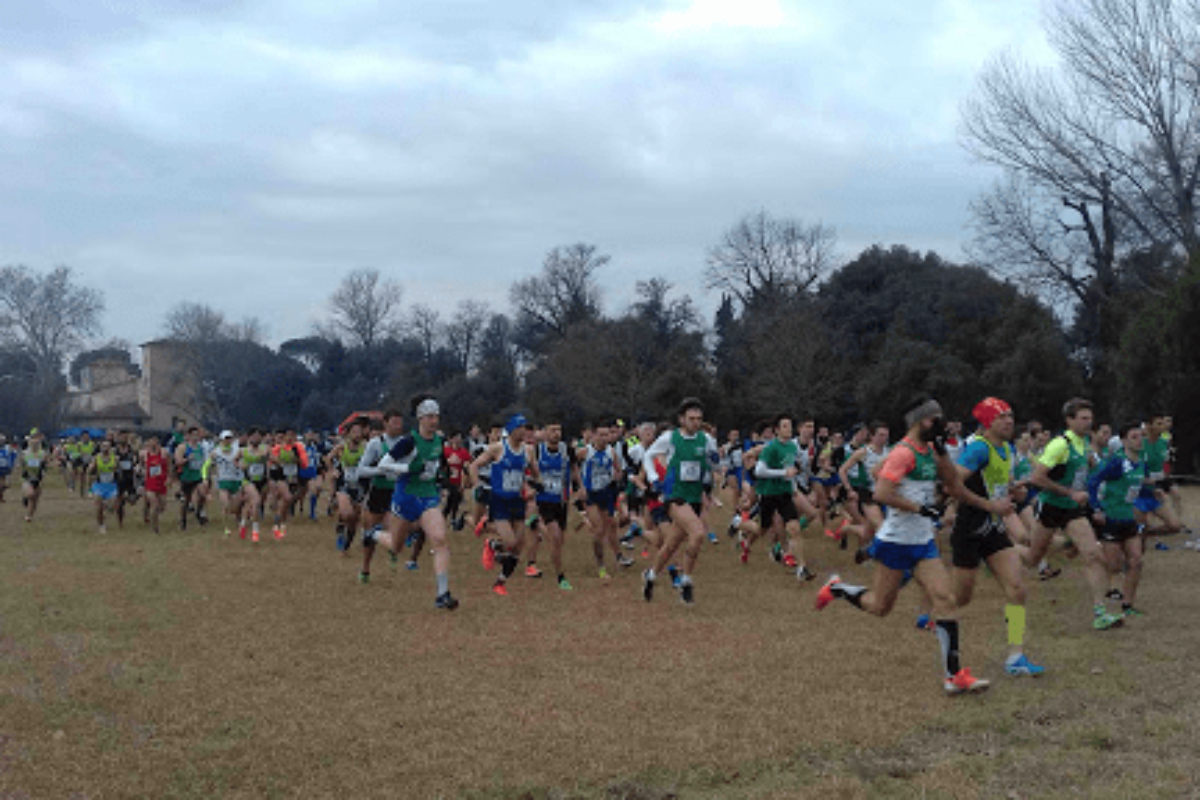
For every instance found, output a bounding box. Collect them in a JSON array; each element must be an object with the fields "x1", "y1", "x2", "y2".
[{"x1": 1, "y1": 0, "x2": 1056, "y2": 351}]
